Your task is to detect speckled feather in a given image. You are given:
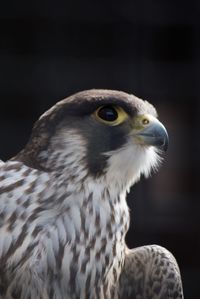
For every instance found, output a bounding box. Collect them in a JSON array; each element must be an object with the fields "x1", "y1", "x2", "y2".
[{"x1": 0, "y1": 90, "x2": 183, "y2": 299}]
